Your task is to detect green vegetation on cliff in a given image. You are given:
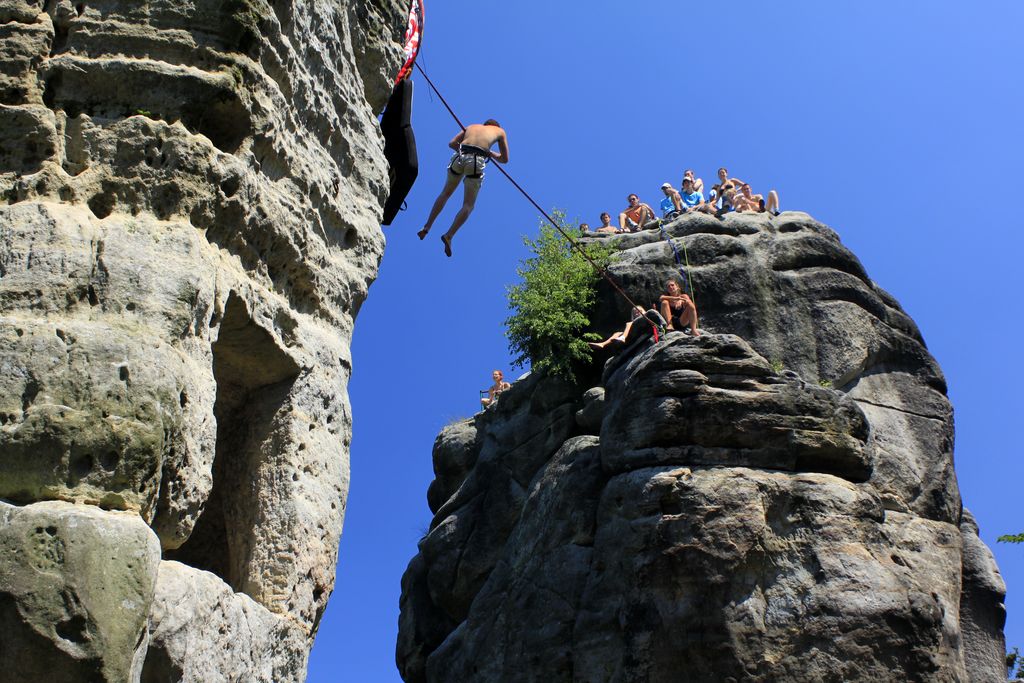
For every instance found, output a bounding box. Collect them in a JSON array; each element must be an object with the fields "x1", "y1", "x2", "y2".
[{"x1": 505, "y1": 215, "x2": 615, "y2": 382}]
